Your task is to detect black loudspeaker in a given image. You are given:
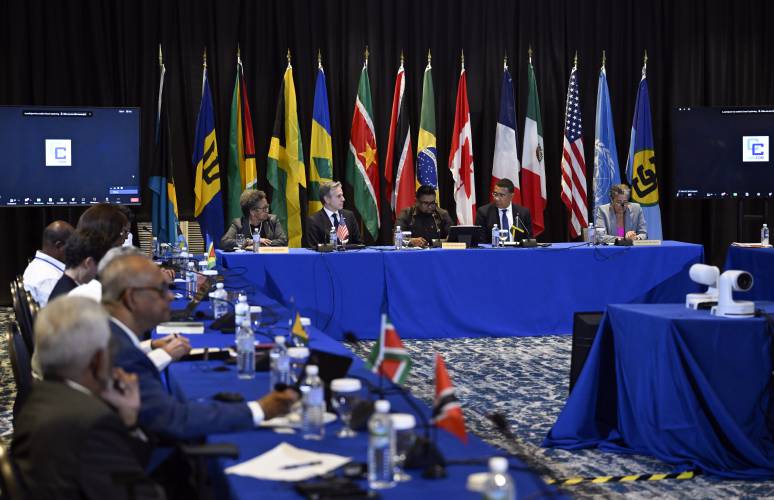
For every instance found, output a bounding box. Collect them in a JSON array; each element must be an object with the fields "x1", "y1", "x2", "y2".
[{"x1": 569, "y1": 312, "x2": 603, "y2": 394}]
